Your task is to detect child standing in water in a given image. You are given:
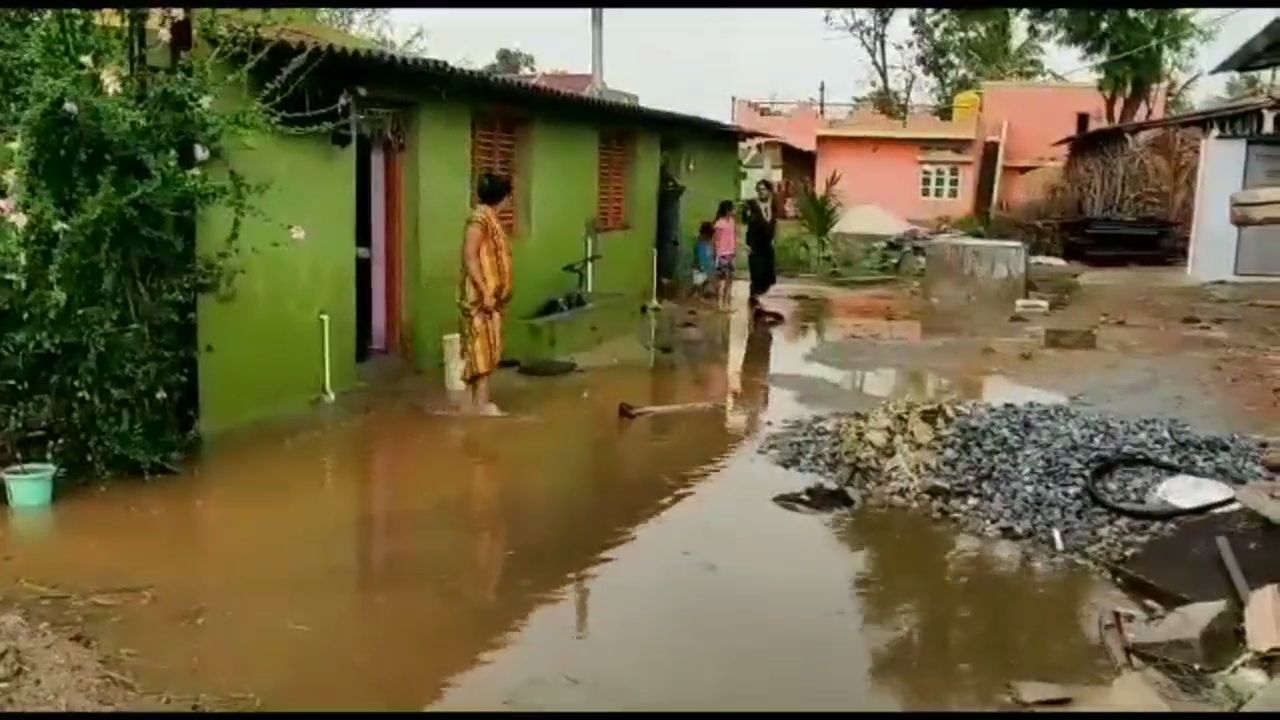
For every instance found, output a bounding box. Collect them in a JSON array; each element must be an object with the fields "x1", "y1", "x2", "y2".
[
  {"x1": 692, "y1": 221, "x2": 716, "y2": 299},
  {"x1": 712, "y1": 200, "x2": 737, "y2": 310}
]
